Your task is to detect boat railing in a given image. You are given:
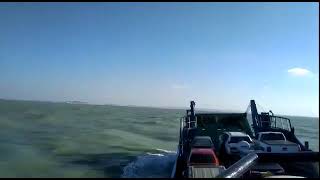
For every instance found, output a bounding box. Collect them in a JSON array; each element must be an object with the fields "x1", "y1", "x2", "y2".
[
  {"x1": 179, "y1": 116, "x2": 197, "y2": 139},
  {"x1": 258, "y1": 115, "x2": 292, "y2": 131},
  {"x1": 179, "y1": 117, "x2": 183, "y2": 143},
  {"x1": 185, "y1": 116, "x2": 197, "y2": 129}
]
